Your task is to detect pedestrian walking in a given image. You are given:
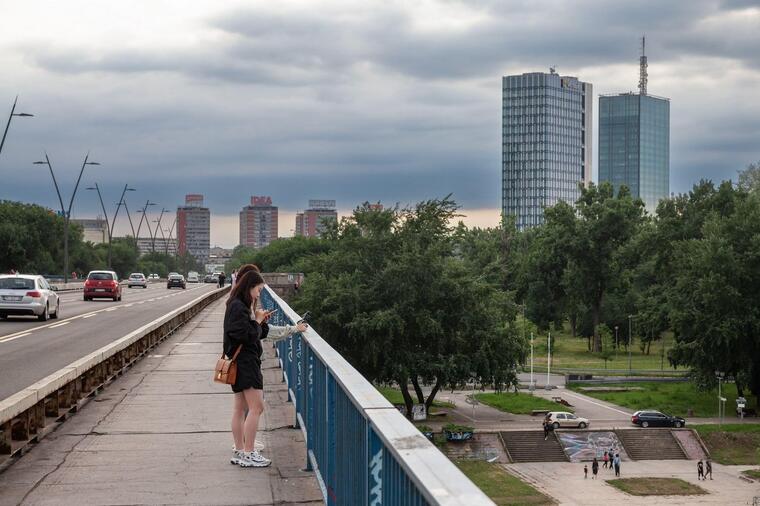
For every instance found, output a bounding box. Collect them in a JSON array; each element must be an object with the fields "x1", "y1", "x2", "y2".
[
  {"x1": 697, "y1": 459, "x2": 704, "y2": 480},
  {"x1": 225, "y1": 270, "x2": 273, "y2": 468},
  {"x1": 543, "y1": 420, "x2": 550, "y2": 440},
  {"x1": 602, "y1": 451, "x2": 609, "y2": 469},
  {"x1": 584, "y1": 464, "x2": 588, "y2": 479},
  {"x1": 609, "y1": 447, "x2": 615, "y2": 471},
  {"x1": 218, "y1": 271, "x2": 226, "y2": 288},
  {"x1": 591, "y1": 457, "x2": 599, "y2": 479},
  {"x1": 705, "y1": 459, "x2": 712, "y2": 480},
  {"x1": 613, "y1": 453, "x2": 621, "y2": 477},
  {"x1": 231, "y1": 269, "x2": 237, "y2": 287}
]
